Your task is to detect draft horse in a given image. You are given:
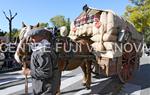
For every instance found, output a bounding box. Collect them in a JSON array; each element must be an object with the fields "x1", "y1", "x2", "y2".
[{"x1": 14, "y1": 23, "x2": 94, "y2": 94}]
